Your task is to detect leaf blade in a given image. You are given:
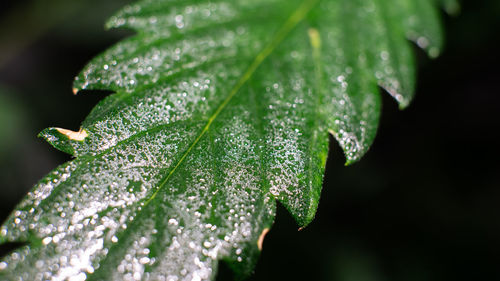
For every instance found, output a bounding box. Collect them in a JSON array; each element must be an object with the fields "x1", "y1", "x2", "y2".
[{"x1": 0, "y1": 0, "x2": 446, "y2": 279}]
